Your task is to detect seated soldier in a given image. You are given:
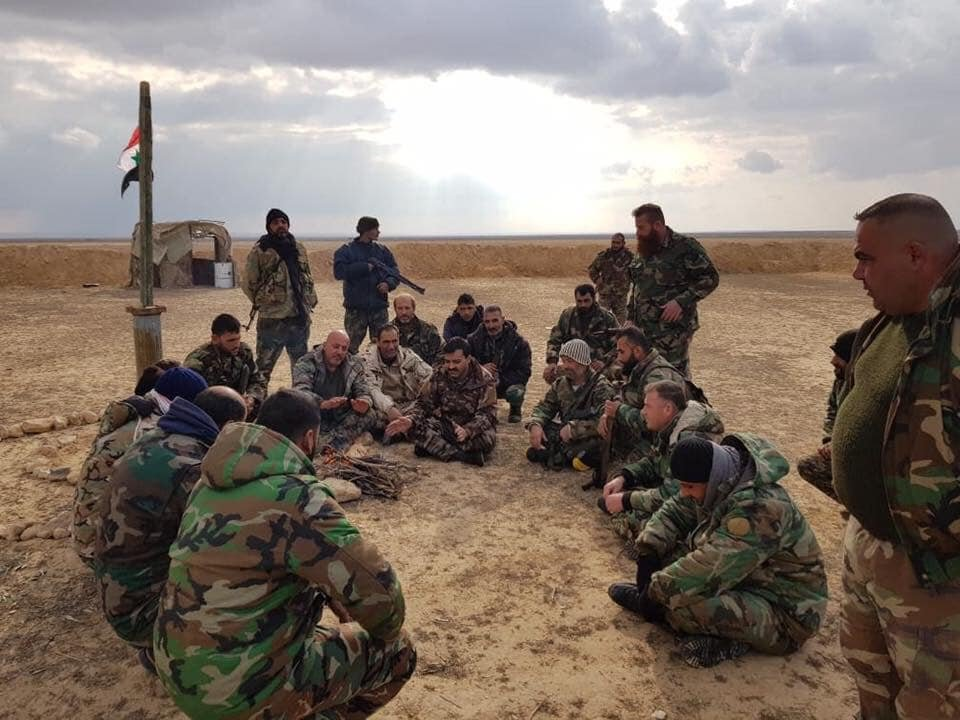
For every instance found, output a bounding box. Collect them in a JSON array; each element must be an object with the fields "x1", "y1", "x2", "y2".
[
  {"x1": 72, "y1": 365, "x2": 206, "y2": 570},
  {"x1": 363, "y1": 323, "x2": 433, "y2": 436},
  {"x1": 442, "y1": 292, "x2": 483, "y2": 340},
  {"x1": 796, "y1": 329, "x2": 857, "y2": 501},
  {"x1": 599, "y1": 380, "x2": 724, "y2": 544},
  {"x1": 608, "y1": 434, "x2": 828, "y2": 669},
  {"x1": 386, "y1": 337, "x2": 497, "y2": 466},
  {"x1": 392, "y1": 292, "x2": 442, "y2": 362},
  {"x1": 543, "y1": 284, "x2": 619, "y2": 383},
  {"x1": 95, "y1": 387, "x2": 245, "y2": 672},
  {"x1": 292, "y1": 329, "x2": 376, "y2": 449},
  {"x1": 154, "y1": 389, "x2": 416, "y2": 719},
  {"x1": 526, "y1": 339, "x2": 615, "y2": 471},
  {"x1": 467, "y1": 304, "x2": 532, "y2": 423},
  {"x1": 183, "y1": 313, "x2": 268, "y2": 419}
]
